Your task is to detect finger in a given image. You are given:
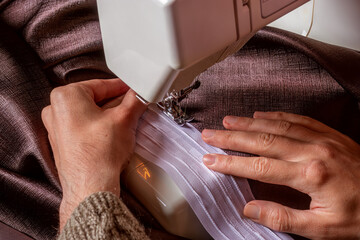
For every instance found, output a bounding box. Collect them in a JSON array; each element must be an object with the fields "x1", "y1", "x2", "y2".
[
  {"x1": 253, "y1": 111, "x2": 336, "y2": 134},
  {"x1": 48, "y1": 133, "x2": 60, "y2": 163},
  {"x1": 49, "y1": 79, "x2": 128, "y2": 114},
  {"x1": 223, "y1": 116, "x2": 320, "y2": 142},
  {"x1": 203, "y1": 154, "x2": 304, "y2": 191},
  {"x1": 202, "y1": 129, "x2": 310, "y2": 160},
  {"x1": 113, "y1": 90, "x2": 148, "y2": 129},
  {"x1": 244, "y1": 200, "x2": 321, "y2": 238},
  {"x1": 76, "y1": 78, "x2": 129, "y2": 103},
  {"x1": 41, "y1": 105, "x2": 52, "y2": 132},
  {"x1": 254, "y1": 111, "x2": 360, "y2": 148},
  {"x1": 41, "y1": 106, "x2": 60, "y2": 162},
  {"x1": 101, "y1": 95, "x2": 125, "y2": 109}
]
